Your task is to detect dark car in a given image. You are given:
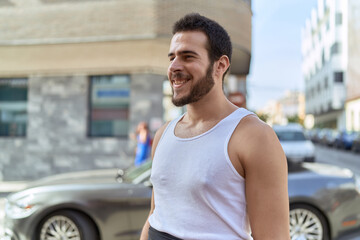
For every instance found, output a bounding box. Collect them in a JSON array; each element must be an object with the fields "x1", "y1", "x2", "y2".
[
  {"x1": 4, "y1": 160, "x2": 360, "y2": 240},
  {"x1": 334, "y1": 131, "x2": 358, "y2": 150},
  {"x1": 351, "y1": 132, "x2": 360, "y2": 153}
]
